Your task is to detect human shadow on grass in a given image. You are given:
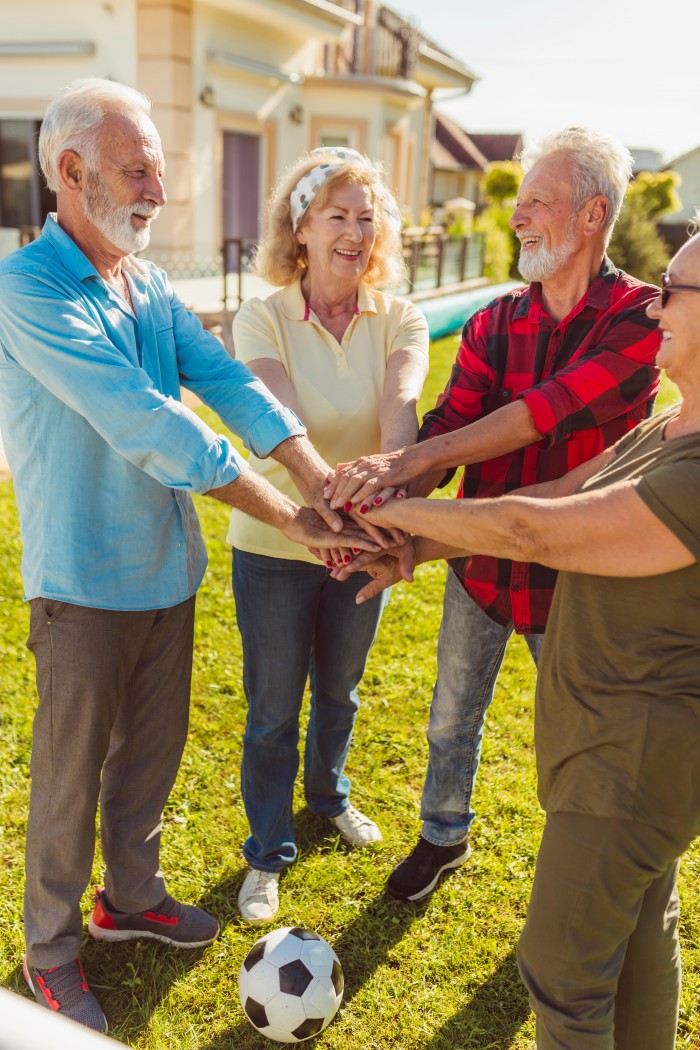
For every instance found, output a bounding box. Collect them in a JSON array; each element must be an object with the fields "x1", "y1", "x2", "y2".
[
  {"x1": 1, "y1": 938, "x2": 210, "y2": 1046},
  {"x1": 197, "y1": 882, "x2": 430, "y2": 1049},
  {"x1": 195, "y1": 803, "x2": 379, "y2": 937},
  {"x1": 421, "y1": 946, "x2": 531, "y2": 1050}
]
